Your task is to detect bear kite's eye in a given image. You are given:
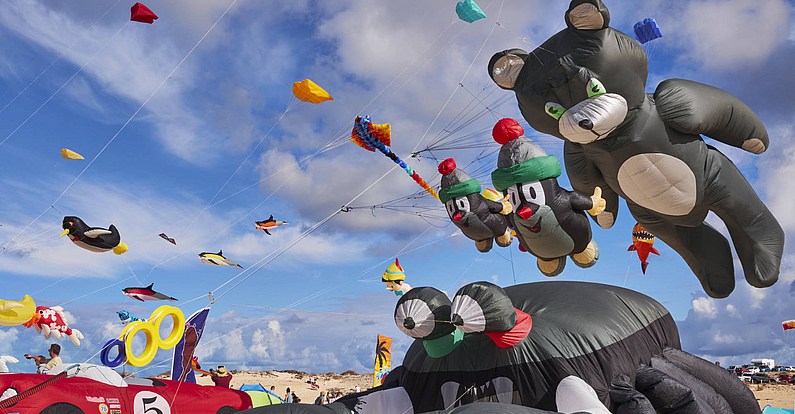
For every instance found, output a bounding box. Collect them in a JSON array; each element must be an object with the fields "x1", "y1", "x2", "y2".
[
  {"x1": 545, "y1": 102, "x2": 566, "y2": 120},
  {"x1": 587, "y1": 78, "x2": 606, "y2": 98}
]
